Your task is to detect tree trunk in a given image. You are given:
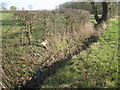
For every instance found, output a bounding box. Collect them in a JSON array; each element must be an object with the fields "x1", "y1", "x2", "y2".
[
  {"x1": 91, "y1": 2, "x2": 117, "y2": 24},
  {"x1": 91, "y1": 2, "x2": 109, "y2": 37},
  {"x1": 90, "y1": 2, "x2": 101, "y2": 23},
  {"x1": 100, "y1": 2, "x2": 108, "y2": 22},
  {"x1": 26, "y1": 31, "x2": 32, "y2": 45}
]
